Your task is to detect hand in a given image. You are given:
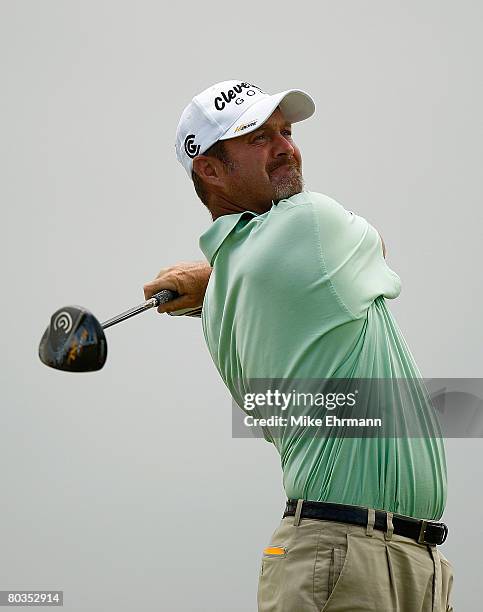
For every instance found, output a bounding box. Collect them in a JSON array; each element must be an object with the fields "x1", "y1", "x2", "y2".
[{"x1": 143, "y1": 261, "x2": 212, "y2": 314}]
